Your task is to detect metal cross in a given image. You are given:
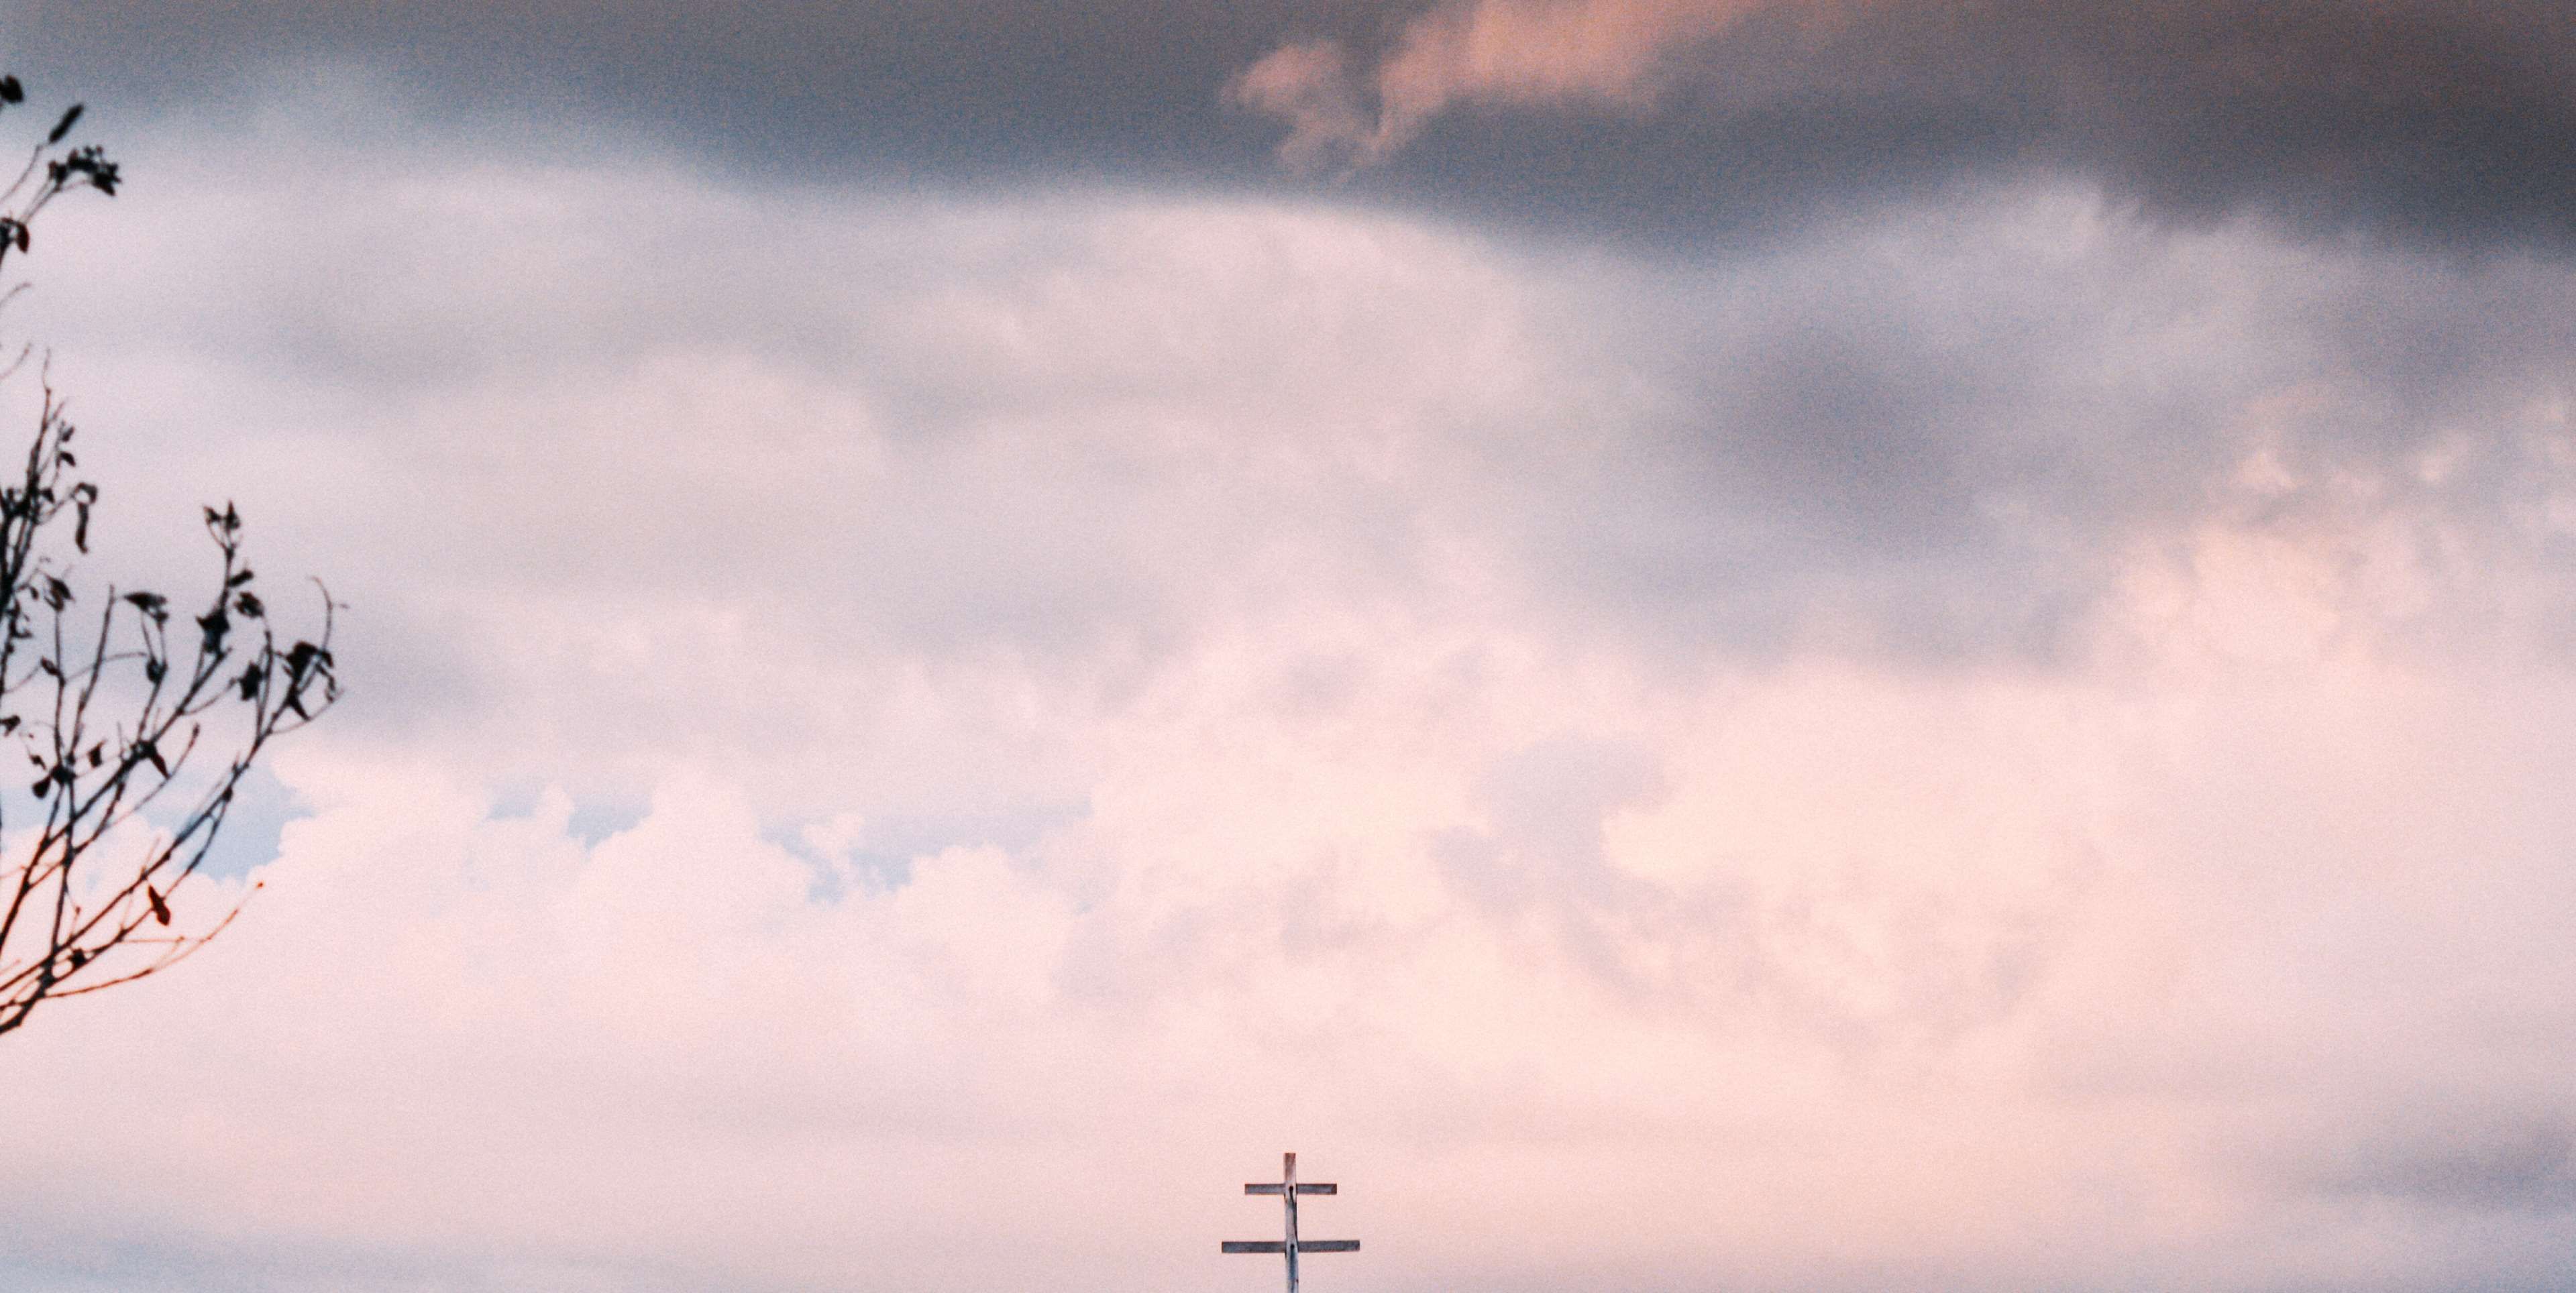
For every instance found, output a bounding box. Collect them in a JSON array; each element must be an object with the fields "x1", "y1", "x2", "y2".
[{"x1": 1222, "y1": 1151, "x2": 1359, "y2": 1293}]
